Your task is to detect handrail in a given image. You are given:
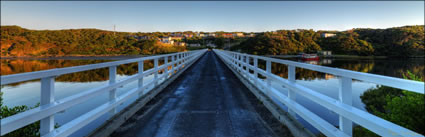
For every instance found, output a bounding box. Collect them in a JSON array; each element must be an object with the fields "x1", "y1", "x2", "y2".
[
  {"x1": 214, "y1": 49, "x2": 424, "y2": 137},
  {"x1": 0, "y1": 49, "x2": 208, "y2": 136},
  {"x1": 221, "y1": 51, "x2": 423, "y2": 94},
  {"x1": 1, "y1": 50, "x2": 199, "y2": 85}
]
